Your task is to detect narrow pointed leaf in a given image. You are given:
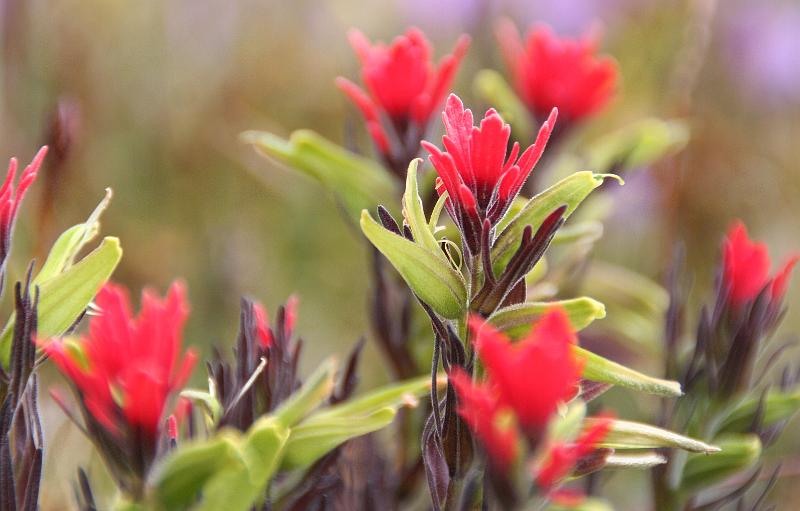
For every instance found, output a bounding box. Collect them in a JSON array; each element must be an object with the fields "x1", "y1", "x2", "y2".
[
  {"x1": 180, "y1": 389, "x2": 222, "y2": 427},
  {"x1": 274, "y1": 358, "x2": 336, "y2": 427},
  {"x1": 37, "y1": 189, "x2": 112, "y2": 283},
  {"x1": 604, "y1": 452, "x2": 668, "y2": 469},
  {"x1": 589, "y1": 418, "x2": 719, "y2": 454},
  {"x1": 681, "y1": 434, "x2": 761, "y2": 492},
  {"x1": 0, "y1": 237, "x2": 122, "y2": 365},
  {"x1": 493, "y1": 172, "x2": 618, "y2": 271},
  {"x1": 552, "y1": 221, "x2": 604, "y2": 246},
  {"x1": 361, "y1": 210, "x2": 466, "y2": 319},
  {"x1": 577, "y1": 346, "x2": 682, "y2": 397},
  {"x1": 490, "y1": 297, "x2": 606, "y2": 339},
  {"x1": 548, "y1": 497, "x2": 614, "y2": 511},
  {"x1": 152, "y1": 434, "x2": 240, "y2": 511},
  {"x1": 586, "y1": 118, "x2": 689, "y2": 174},
  {"x1": 242, "y1": 130, "x2": 396, "y2": 219},
  {"x1": 280, "y1": 375, "x2": 434, "y2": 469},
  {"x1": 403, "y1": 159, "x2": 442, "y2": 256},
  {"x1": 305, "y1": 375, "x2": 434, "y2": 423},
  {"x1": 195, "y1": 419, "x2": 289, "y2": 511},
  {"x1": 718, "y1": 389, "x2": 800, "y2": 434},
  {"x1": 549, "y1": 401, "x2": 587, "y2": 443},
  {"x1": 281, "y1": 408, "x2": 396, "y2": 469}
]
